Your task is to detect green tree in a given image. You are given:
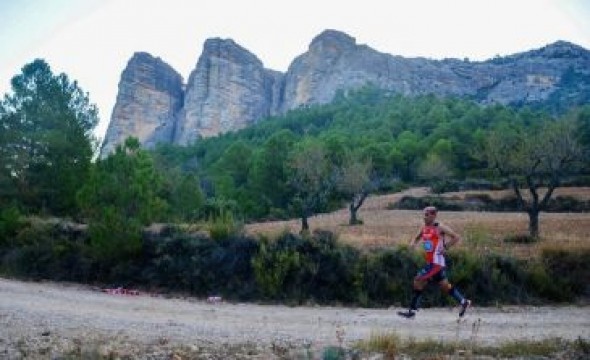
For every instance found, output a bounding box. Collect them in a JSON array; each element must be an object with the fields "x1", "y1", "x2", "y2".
[
  {"x1": 395, "y1": 131, "x2": 422, "y2": 181},
  {"x1": 417, "y1": 153, "x2": 452, "y2": 182},
  {"x1": 336, "y1": 152, "x2": 374, "y2": 225},
  {"x1": 248, "y1": 130, "x2": 296, "y2": 214},
  {"x1": 287, "y1": 140, "x2": 333, "y2": 233},
  {"x1": 211, "y1": 140, "x2": 253, "y2": 201},
  {"x1": 77, "y1": 137, "x2": 167, "y2": 261},
  {"x1": 166, "y1": 171, "x2": 204, "y2": 222},
  {"x1": 481, "y1": 119, "x2": 581, "y2": 237},
  {"x1": 0, "y1": 59, "x2": 98, "y2": 215}
]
